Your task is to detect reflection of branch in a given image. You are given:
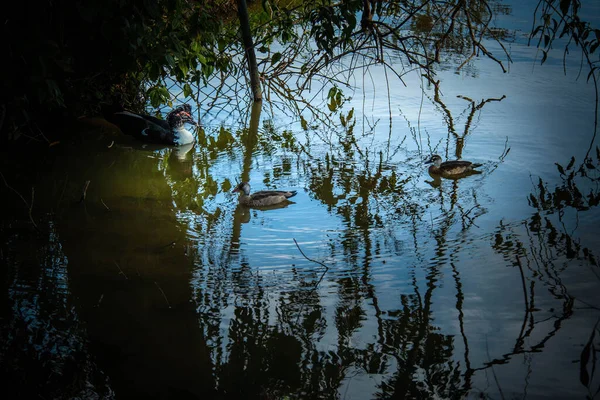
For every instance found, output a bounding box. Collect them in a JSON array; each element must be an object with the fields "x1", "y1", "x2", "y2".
[
  {"x1": 486, "y1": 338, "x2": 506, "y2": 400},
  {"x1": 459, "y1": 204, "x2": 481, "y2": 229}
]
